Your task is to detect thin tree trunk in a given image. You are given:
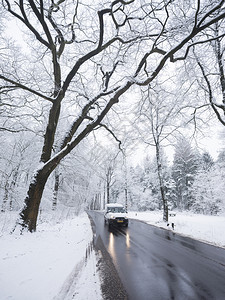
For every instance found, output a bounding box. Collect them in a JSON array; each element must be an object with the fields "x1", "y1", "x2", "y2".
[
  {"x1": 52, "y1": 169, "x2": 60, "y2": 211},
  {"x1": 106, "y1": 181, "x2": 110, "y2": 204},
  {"x1": 10, "y1": 167, "x2": 19, "y2": 211},
  {"x1": 215, "y1": 23, "x2": 225, "y2": 111},
  {"x1": 1, "y1": 181, "x2": 9, "y2": 213},
  {"x1": 155, "y1": 144, "x2": 168, "y2": 222},
  {"x1": 103, "y1": 183, "x2": 106, "y2": 209}
]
